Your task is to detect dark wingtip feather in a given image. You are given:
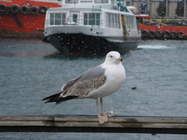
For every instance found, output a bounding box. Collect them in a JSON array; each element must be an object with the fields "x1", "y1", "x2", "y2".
[
  {"x1": 42, "y1": 92, "x2": 78, "y2": 104},
  {"x1": 42, "y1": 91, "x2": 62, "y2": 102},
  {"x1": 55, "y1": 95, "x2": 78, "y2": 104}
]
